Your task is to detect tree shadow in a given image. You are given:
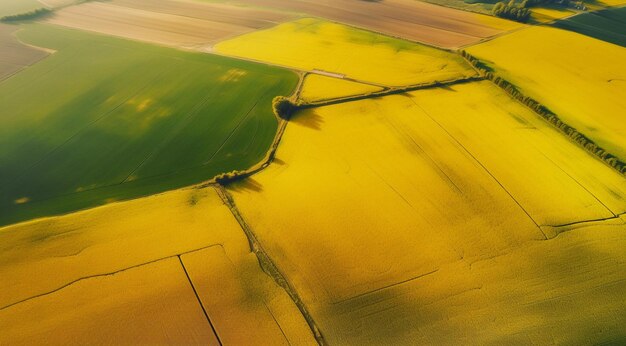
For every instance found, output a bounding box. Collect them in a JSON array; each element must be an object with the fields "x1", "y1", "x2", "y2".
[
  {"x1": 227, "y1": 177, "x2": 263, "y2": 193},
  {"x1": 272, "y1": 157, "x2": 286, "y2": 166},
  {"x1": 290, "y1": 109, "x2": 324, "y2": 131}
]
